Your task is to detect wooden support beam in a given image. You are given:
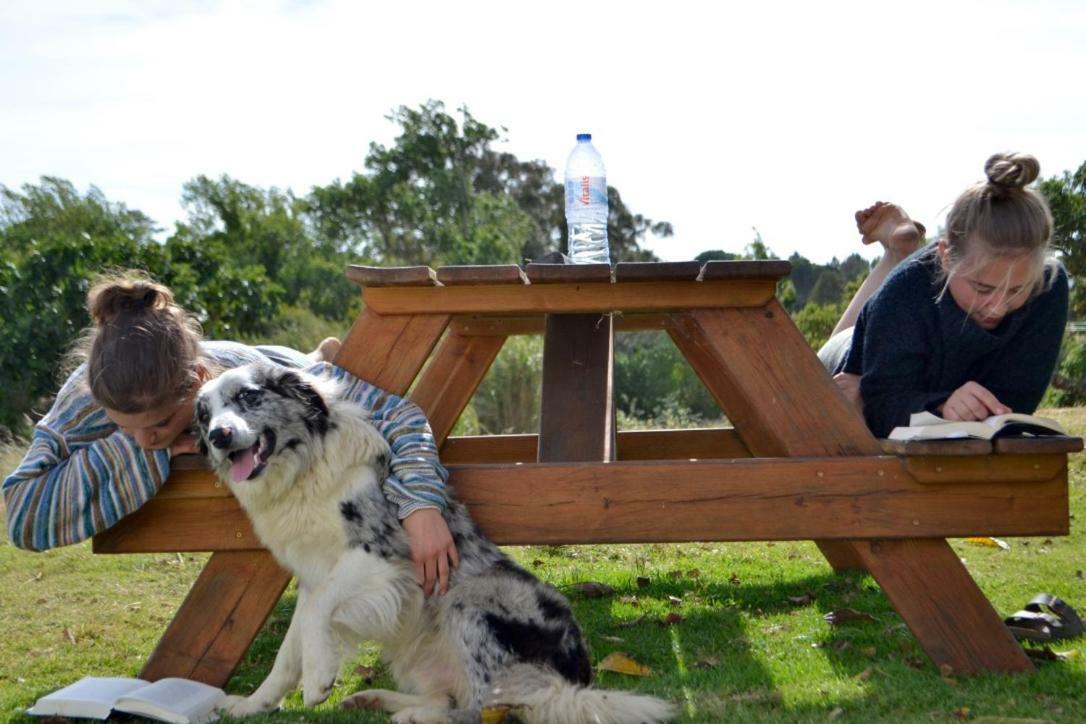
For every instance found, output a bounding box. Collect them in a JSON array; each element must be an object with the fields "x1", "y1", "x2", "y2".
[
  {"x1": 92, "y1": 457, "x2": 1068, "y2": 552},
  {"x1": 137, "y1": 551, "x2": 291, "y2": 687}
]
